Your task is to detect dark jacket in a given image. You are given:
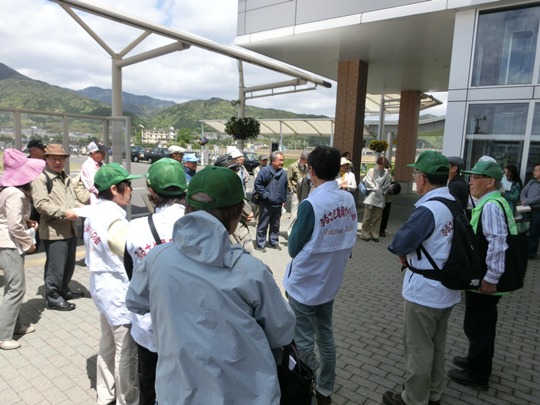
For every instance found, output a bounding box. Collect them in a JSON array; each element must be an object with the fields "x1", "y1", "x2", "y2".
[
  {"x1": 448, "y1": 174, "x2": 469, "y2": 210},
  {"x1": 254, "y1": 164, "x2": 288, "y2": 206}
]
